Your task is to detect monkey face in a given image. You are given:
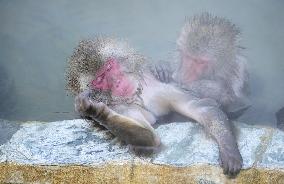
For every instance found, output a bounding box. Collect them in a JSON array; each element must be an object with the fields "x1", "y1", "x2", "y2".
[
  {"x1": 91, "y1": 58, "x2": 137, "y2": 98},
  {"x1": 179, "y1": 52, "x2": 211, "y2": 82}
]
